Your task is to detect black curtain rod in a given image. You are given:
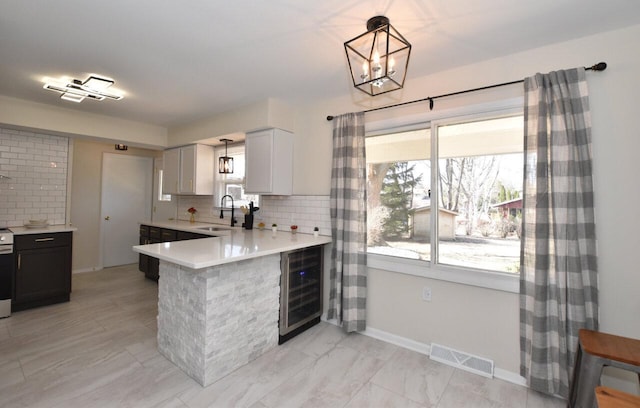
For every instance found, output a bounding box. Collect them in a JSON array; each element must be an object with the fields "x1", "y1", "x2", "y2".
[{"x1": 326, "y1": 62, "x2": 607, "y2": 121}]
